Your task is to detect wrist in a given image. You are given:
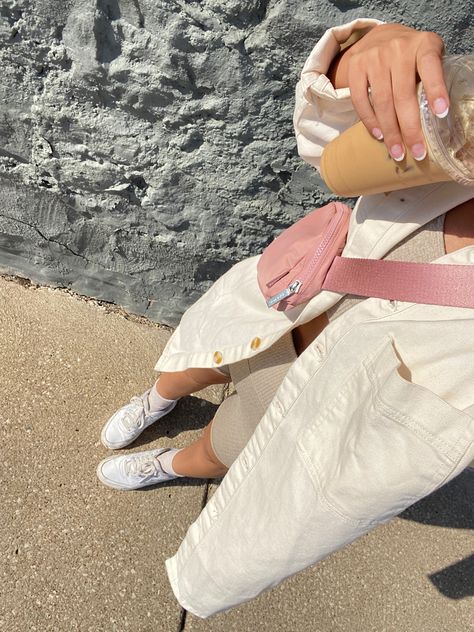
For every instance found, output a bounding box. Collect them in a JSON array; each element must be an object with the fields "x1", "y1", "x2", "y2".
[{"x1": 327, "y1": 46, "x2": 352, "y2": 89}]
